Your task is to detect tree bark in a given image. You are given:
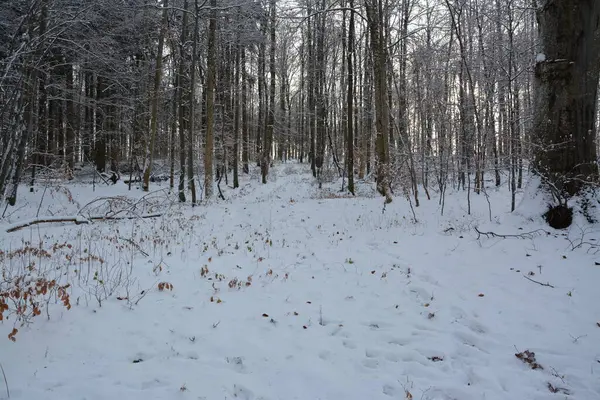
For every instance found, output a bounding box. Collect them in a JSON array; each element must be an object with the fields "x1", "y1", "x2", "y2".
[
  {"x1": 533, "y1": 0, "x2": 600, "y2": 196},
  {"x1": 365, "y1": 0, "x2": 392, "y2": 203}
]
